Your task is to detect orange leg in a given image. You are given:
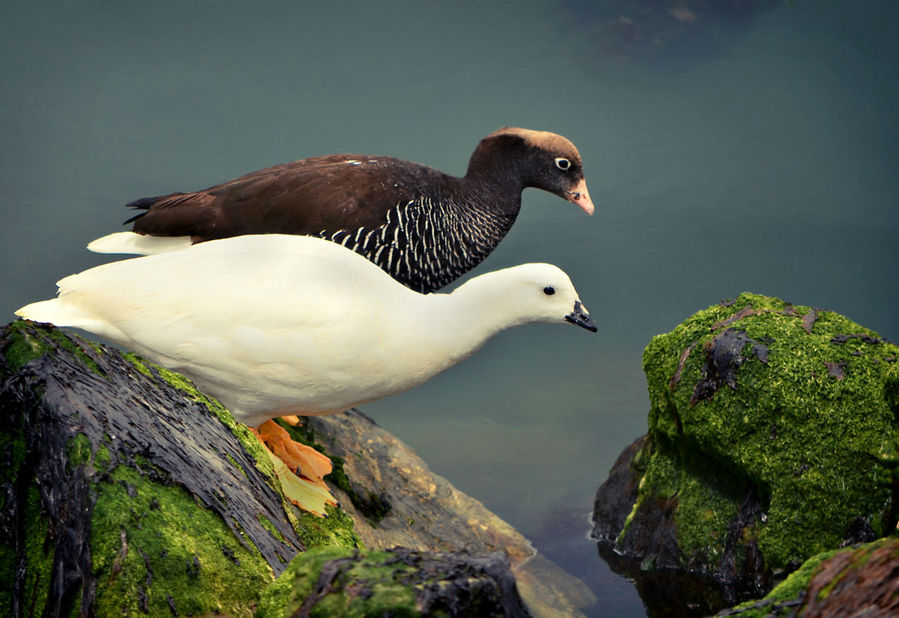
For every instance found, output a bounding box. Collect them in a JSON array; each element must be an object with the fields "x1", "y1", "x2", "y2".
[
  {"x1": 256, "y1": 419, "x2": 332, "y2": 481},
  {"x1": 251, "y1": 419, "x2": 337, "y2": 516}
]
